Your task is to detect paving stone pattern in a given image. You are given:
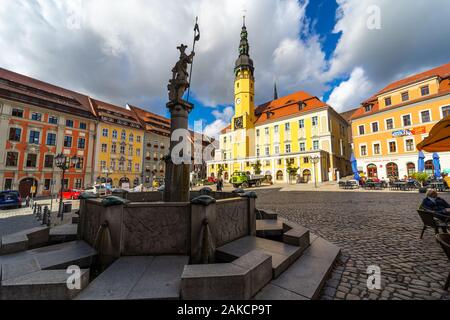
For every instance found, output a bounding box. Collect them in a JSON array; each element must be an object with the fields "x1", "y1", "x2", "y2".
[{"x1": 256, "y1": 189, "x2": 450, "y2": 300}]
